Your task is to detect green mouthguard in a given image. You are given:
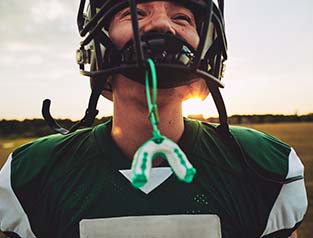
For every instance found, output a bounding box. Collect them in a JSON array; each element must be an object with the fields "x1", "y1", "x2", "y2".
[{"x1": 131, "y1": 58, "x2": 196, "y2": 188}]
